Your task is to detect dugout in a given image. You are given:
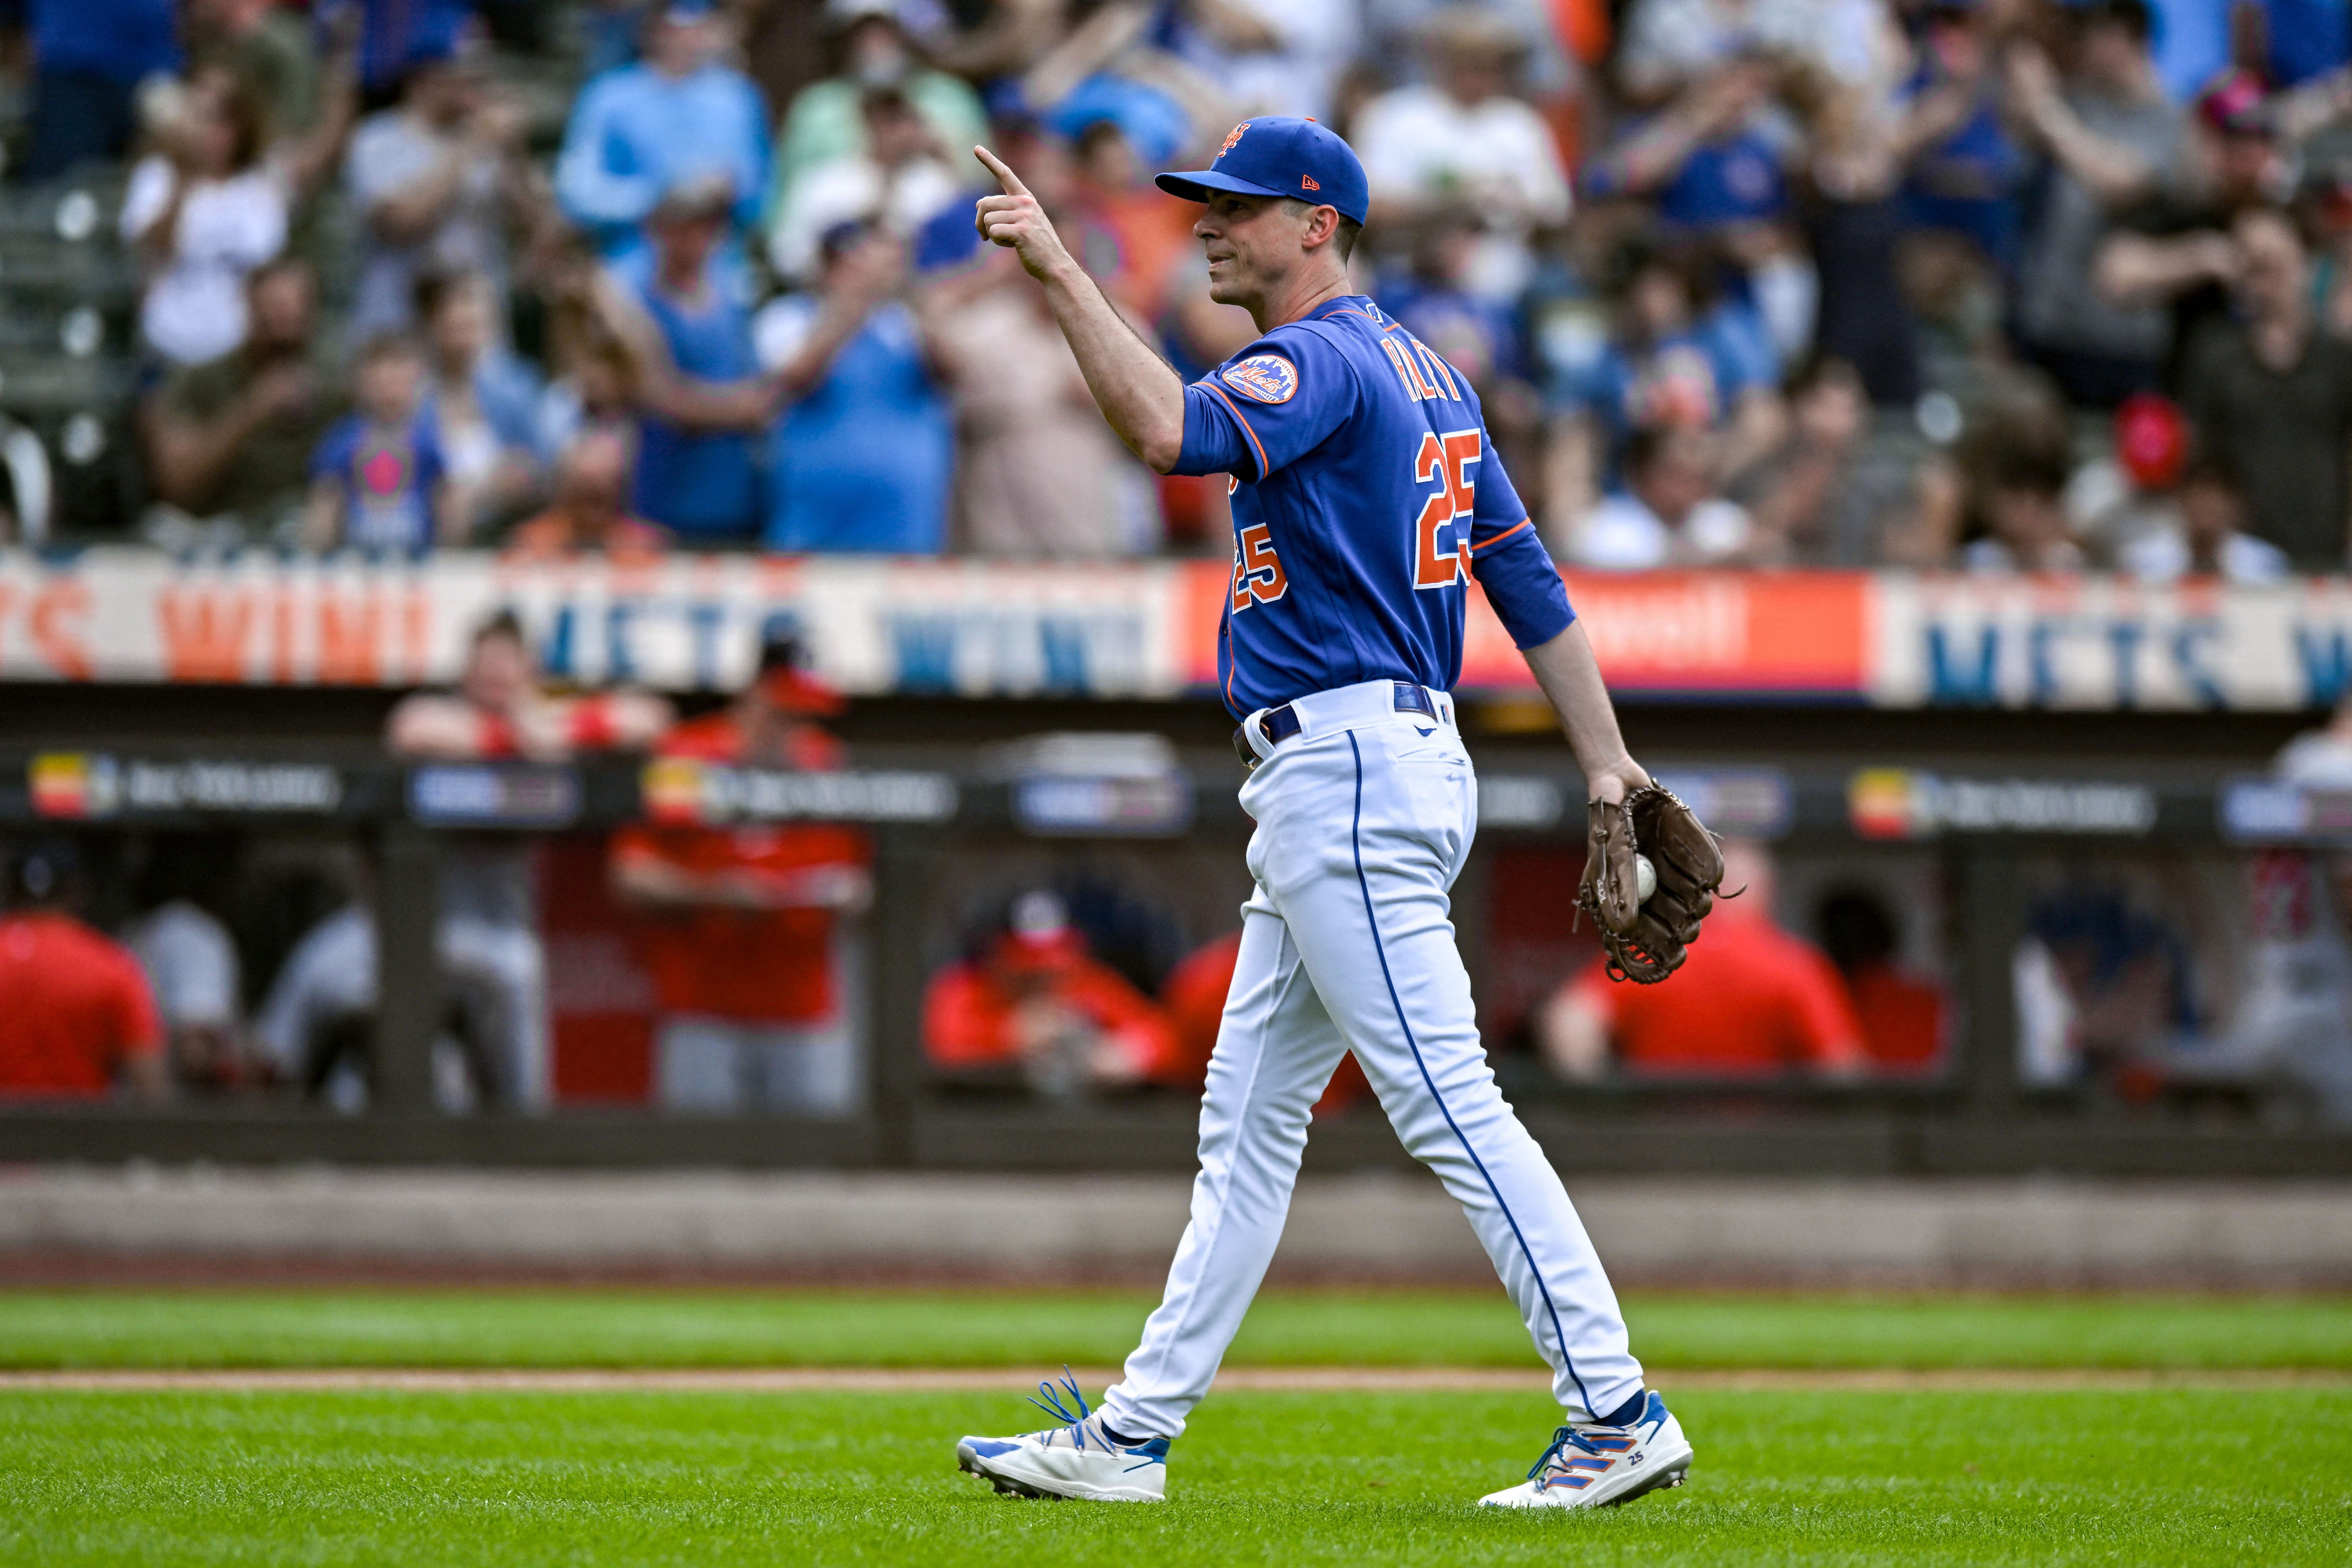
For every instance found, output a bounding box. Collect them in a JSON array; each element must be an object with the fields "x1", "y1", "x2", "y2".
[{"x1": 3, "y1": 673, "x2": 2349, "y2": 1179}]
